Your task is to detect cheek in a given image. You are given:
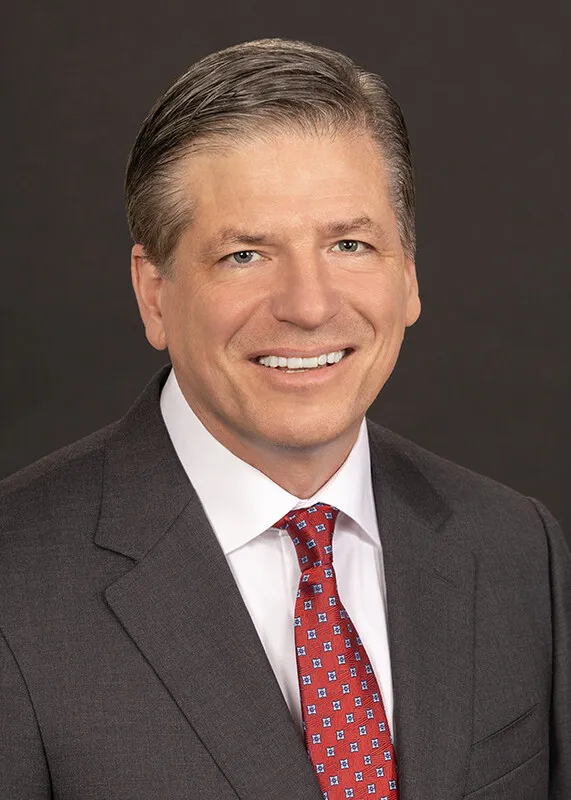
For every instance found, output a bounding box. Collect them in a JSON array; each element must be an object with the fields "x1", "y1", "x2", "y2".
[
  {"x1": 167, "y1": 278, "x2": 256, "y2": 358},
  {"x1": 162, "y1": 295, "x2": 195, "y2": 353},
  {"x1": 205, "y1": 278, "x2": 267, "y2": 347},
  {"x1": 350, "y1": 273, "x2": 409, "y2": 334}
]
